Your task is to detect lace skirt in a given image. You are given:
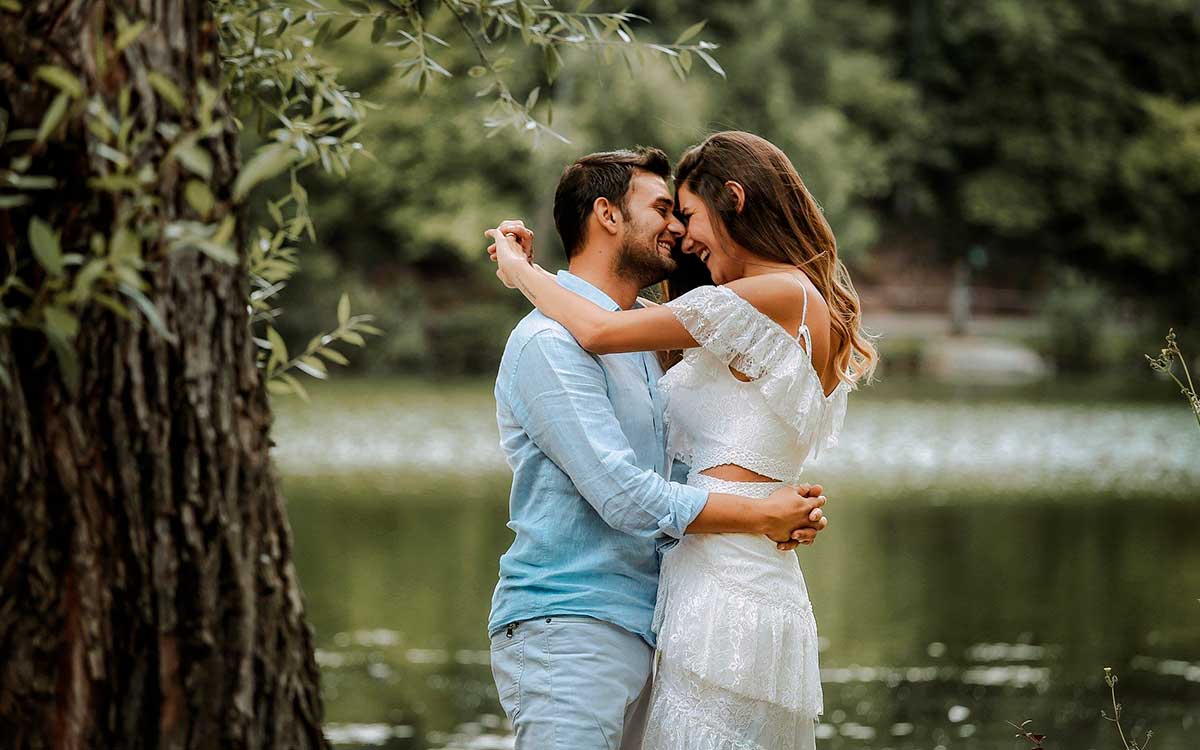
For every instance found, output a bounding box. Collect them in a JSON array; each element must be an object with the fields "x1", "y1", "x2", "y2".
[{"x1": 643, "y1": 475, "x2": 822, "y2": 750}]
